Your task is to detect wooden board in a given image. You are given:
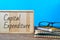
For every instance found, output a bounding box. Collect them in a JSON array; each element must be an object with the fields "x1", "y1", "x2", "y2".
[{"x1": 0, "y1": 10, "x2": 34, "y2": 33}]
